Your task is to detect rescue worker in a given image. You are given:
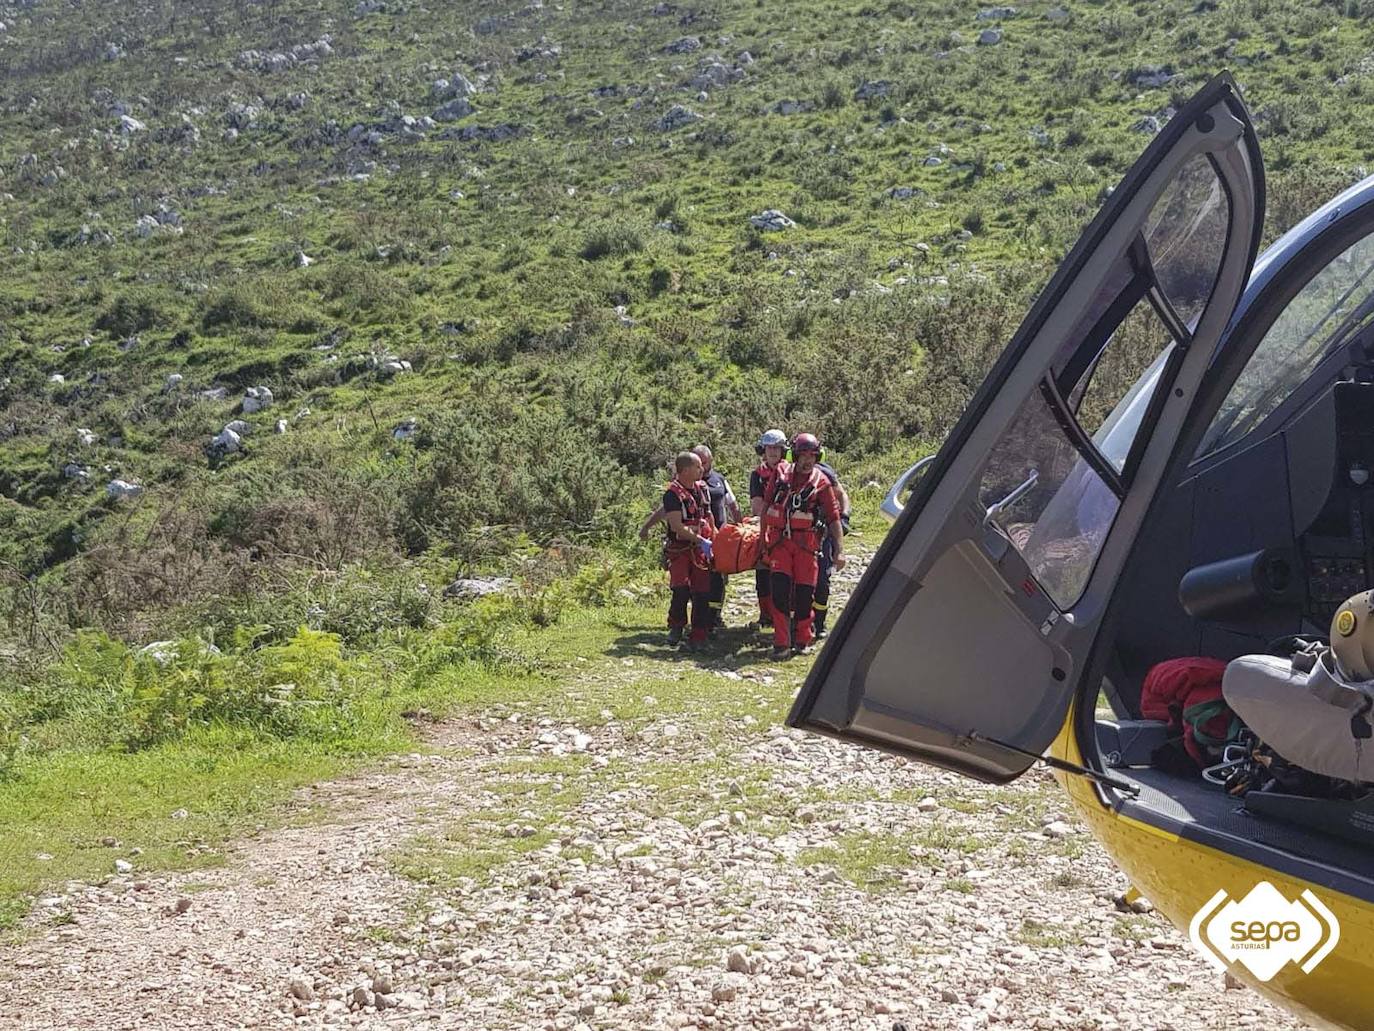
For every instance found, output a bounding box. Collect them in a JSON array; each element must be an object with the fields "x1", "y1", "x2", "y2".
[
  {"x1": 639, "y1": 446, "x2": 740, "y2": 633},
  {"x1": 811, "y1": 457, "x2": 851, "y2": 640},
  {"x1": 749, "y1": 428, "x2": 789, "y2": 631},
  {"x1": 659, "y1": 451, "x2": 716, "y2": 650},
  {"x1": 692, "y1": 445, "x2": 740, "y2": 633},
  {"x1": 761, "y1": 433, "x2": 845, "y2": 659}
]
